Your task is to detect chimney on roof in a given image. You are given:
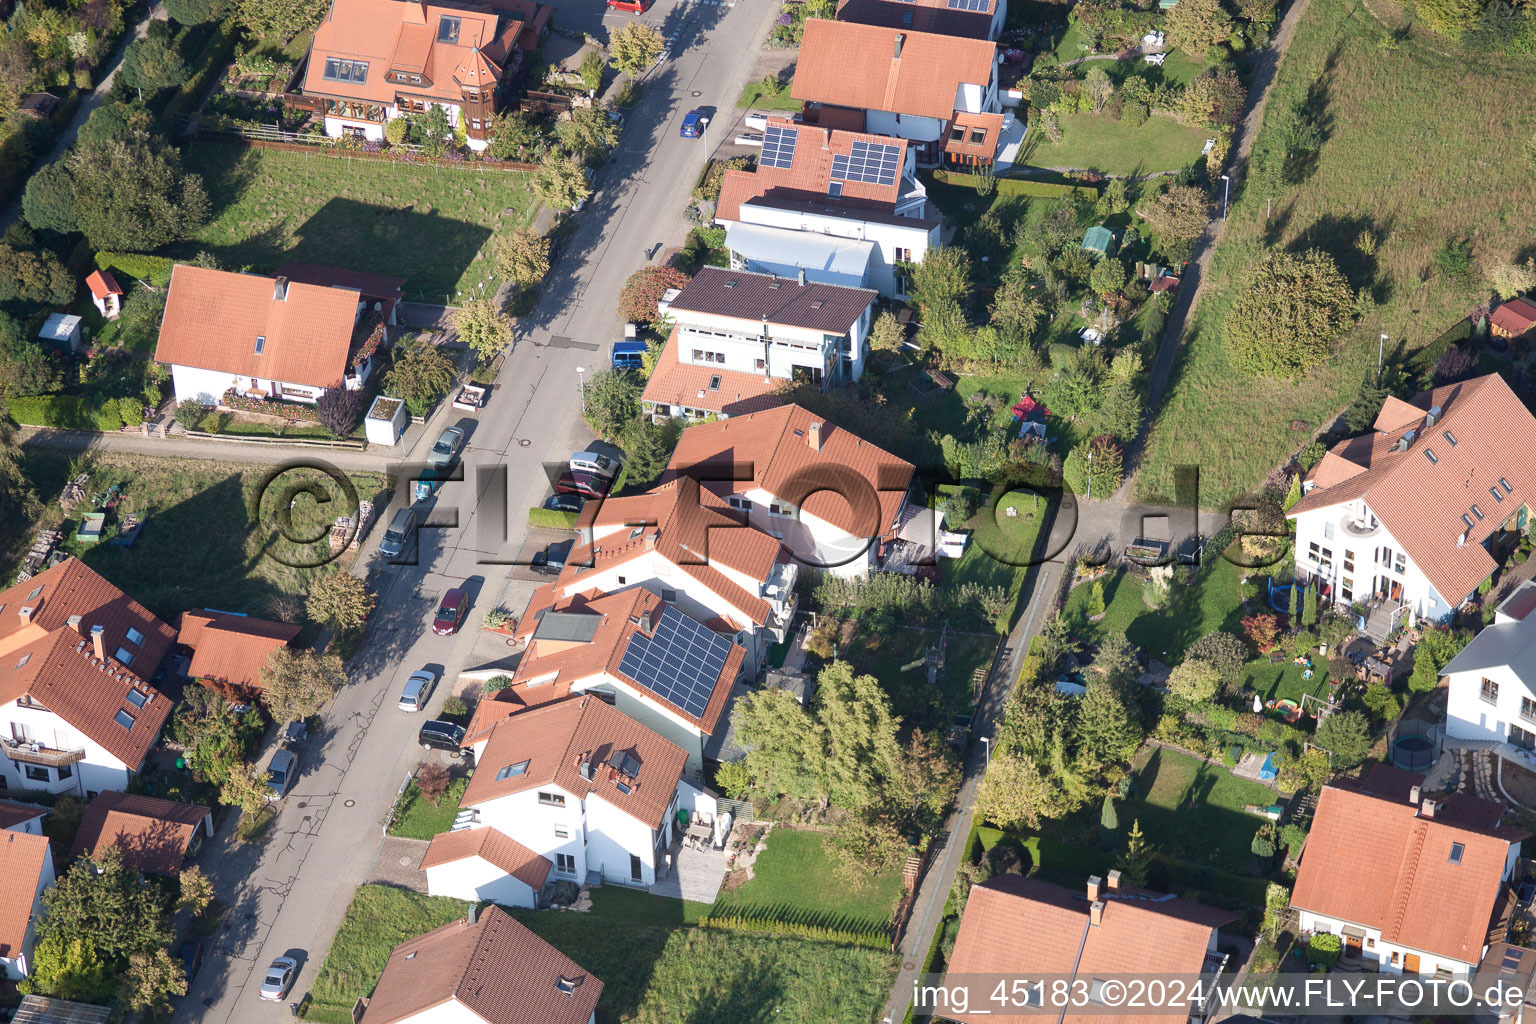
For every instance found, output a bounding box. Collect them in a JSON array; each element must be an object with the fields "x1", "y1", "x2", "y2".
[
  {"x1": 1086, "y1": 875, "x2": 1102, "y2": 902},
  {"x1": 640, "y1": 607, "x2": 654, "y2": 632},
  {"x1": 644, "y1": 532, "x2": 656, "y2": 549},
  {"x1": 91, "y1": 623, "x2": 106, "y2": 661},
  {"x1": 466, "y1": 905, "x2": 478, "y2": 927},
  {"x1": 1089, "y1": 899, "x2": 1105, "y2": 927},
  {"x1": 1106, "y1": 869, "x2": 1122, "y2": 891},
  {"x1": 797, "y1": 267, "x2": 806, "y2": 287},
  {"x1": 18, "y1": 605, "x2": 34, "y2": 624},
  {"x1": 67, "y1": 614, "x2": 82, "y2": 633},
  {"x1": 1420, "y1": 798, "x2": 1436, "y2": 819},
  {"x1": 579, "y1": 758, "x2": 594, "y2": 781},
  {"x1": 809, "y1": 421, "x2": 824, "y2": 453},
  {"x1": 273, "y1": 276, "x2": 289, "y2": 302},
  {"x1": 1426, "y1": 404, "x2": 1442, "y2": 428},
  {"x1": 894, "y1": 32, "x2": 904, "y2": 58},
  {"x1": 1409, "y1": 784, "x2": 1421, "y2": 805}
]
